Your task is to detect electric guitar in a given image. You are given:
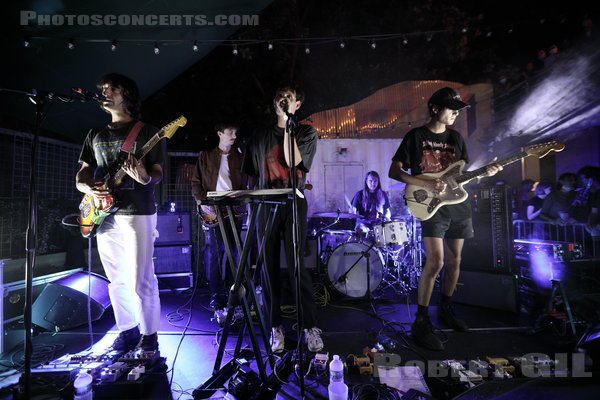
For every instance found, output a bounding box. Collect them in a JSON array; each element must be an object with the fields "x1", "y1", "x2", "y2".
[
  {"x1": 405, "y1": 141, "x2": 565, "y2": 221},
  {"x1": 79, "y1": 116, "x2": 187, "y2": 237}
]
